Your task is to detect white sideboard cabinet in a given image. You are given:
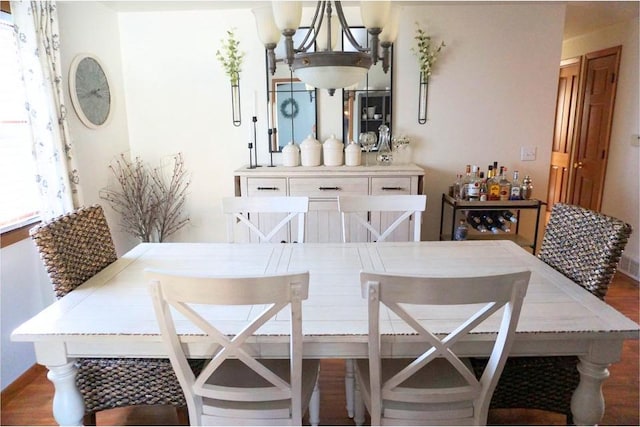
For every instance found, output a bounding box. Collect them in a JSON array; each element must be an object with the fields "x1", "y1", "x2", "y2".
[{"x1": 233, "y1": 164, "x2": 425, "y2": 243}]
